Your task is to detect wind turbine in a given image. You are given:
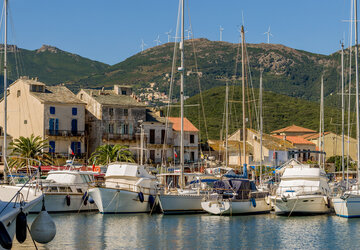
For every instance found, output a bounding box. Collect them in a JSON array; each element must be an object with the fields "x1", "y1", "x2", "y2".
[
  {"x1": 264, "y1": 26, "x2": 273, "y2": 44},
  {"x1": 165, "y1": 29, "x2": 172, "y2": 43},
  {"x1": 219, "y1": 25, "x2": 224, "y2": 41},
  {"x1": 140, "y1": 39, "x2": 147, "y2": 52},
  {"x1": 154, "y1": 35, "x2": 161, "y2": 46}
]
